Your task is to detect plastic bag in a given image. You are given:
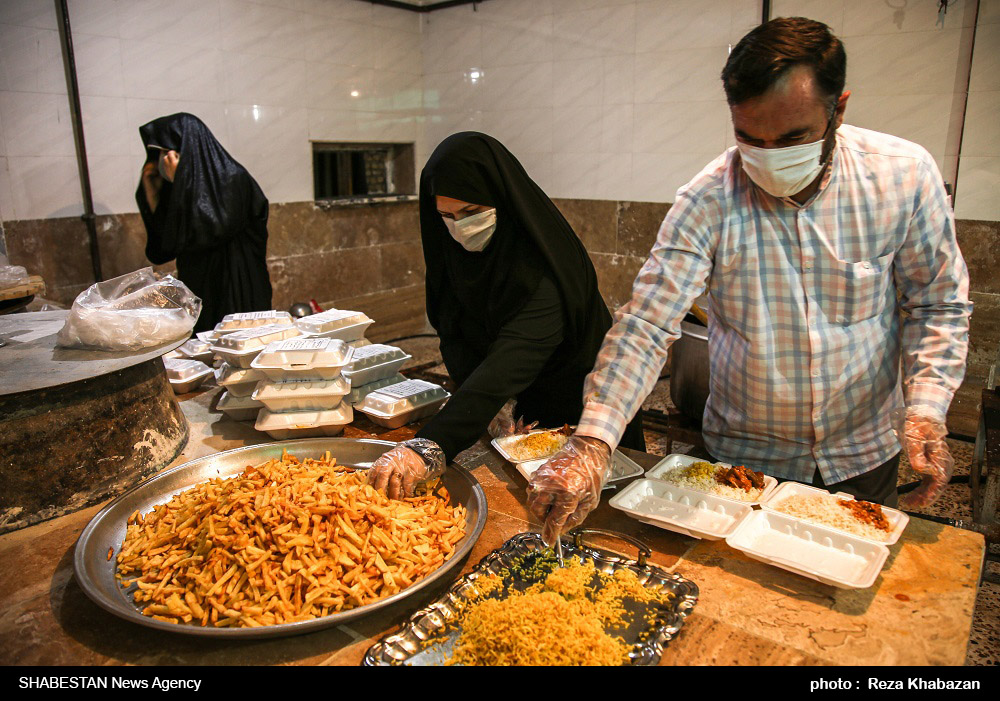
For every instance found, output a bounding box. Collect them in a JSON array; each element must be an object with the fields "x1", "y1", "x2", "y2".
[
  {"x1": 56, "y1": 268, "x2": 202, "y2": 351},
  {"x1": 891, "y1": 405, "x2": 955, "y2": 509},
  {"x1": 0, "y1": 265, "x2": 29, "y2": 287}
]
